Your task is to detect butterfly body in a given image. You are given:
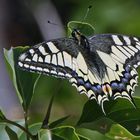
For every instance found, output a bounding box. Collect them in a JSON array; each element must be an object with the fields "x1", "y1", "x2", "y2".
[{"x1": 18, "y1": 31, "x2": 140, "y2": 113}]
